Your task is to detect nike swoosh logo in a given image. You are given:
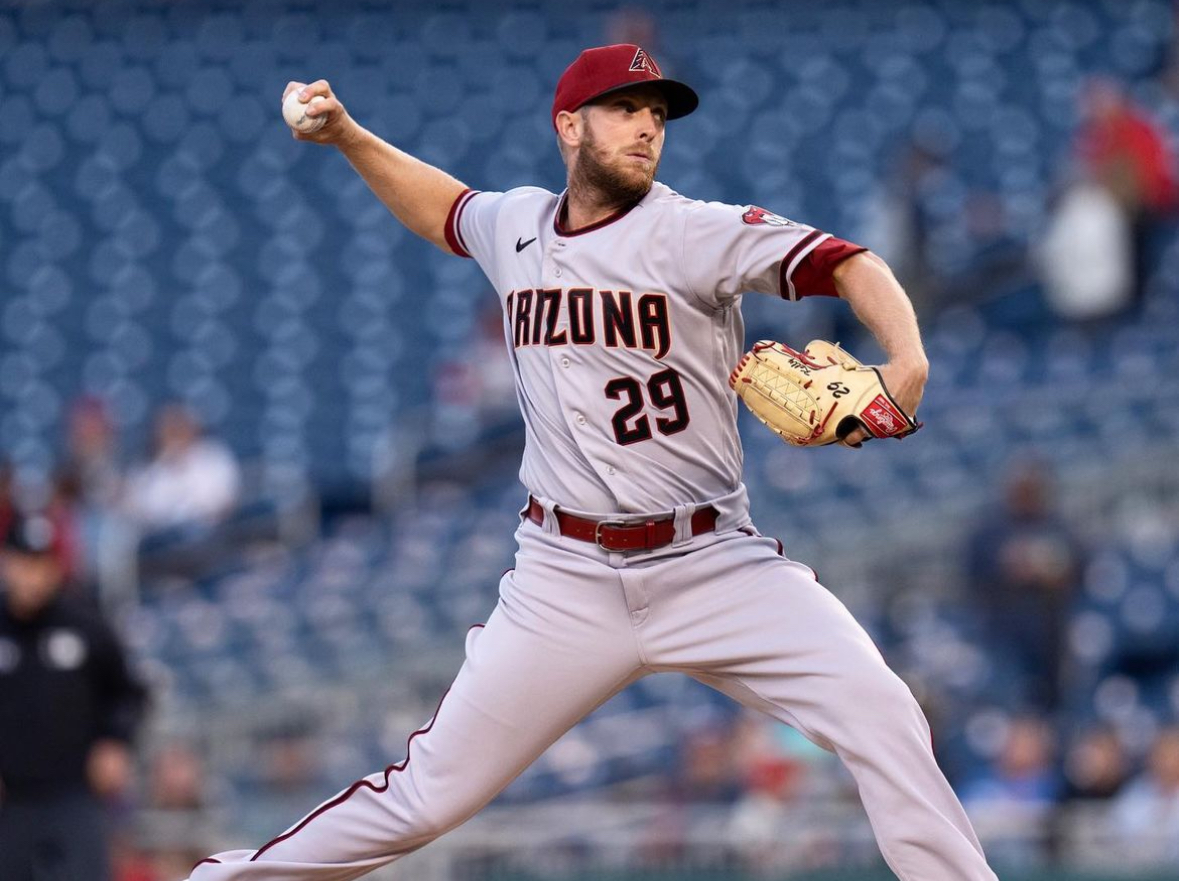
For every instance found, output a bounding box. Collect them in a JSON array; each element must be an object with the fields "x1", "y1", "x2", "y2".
[{"x1": 515, "y1": 236, "x2": 537, "y2": 253}]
